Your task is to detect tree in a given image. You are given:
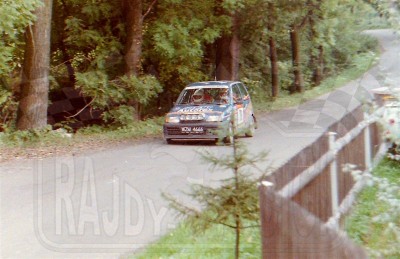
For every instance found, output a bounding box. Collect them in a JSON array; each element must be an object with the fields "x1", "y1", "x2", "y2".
[
  {"x1": 52, "y1": 0, "x2": 76, "y2": 84},
  {"x1": 308, "y1": 7, "x2": 324, "y2": 86},
  {"x1": 287, "y1": 1, "x2": 316, "y2": 93},
  {"x1": 164, "y1": 124, "x2": 270, "y2": 259},
  {"x1": 214, "y1": 0, "x2": 258, "y2": 81},
  {"x1": 122, "y1": 0, "x2": 157, "y2": 76},
  {"x1": 0, "y1": 0, "x2": 41, "y2": 130},
  {"x1": 285, "y1": 0, "x2": 327, "y2": 93},
  {"x1": 2, "y1": 0, "x2": 380, "y2": 131},
  {"x1": 0, "y1": 0, "x2": 41, "y2": 77},
  {"x1": 215, "y1": 12, "x2": 241, "y2": 81},
  {"x1": 146, "y1": 0, "x2": 229, "y2": 105},
  {"x1": 267, "y1": 2, "x2": 279, "y2": 98},
  {"x1": 289, "y1": 26, "x2": 305, "y2": 93},
  {"x1": 16, "y1": 0, "x2": 53, "y2": 130},
  {"x1": 122, "y1": 0, "x2": 157, "y2": 120}
]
